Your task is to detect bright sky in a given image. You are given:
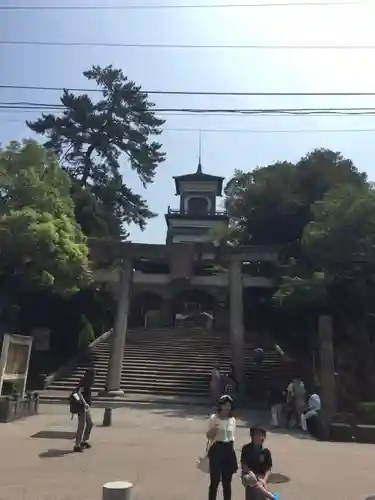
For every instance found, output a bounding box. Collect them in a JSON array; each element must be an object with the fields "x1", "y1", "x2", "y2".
[{"x1": 0, "y1": 0, "x2": 374, "y2": 243}]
